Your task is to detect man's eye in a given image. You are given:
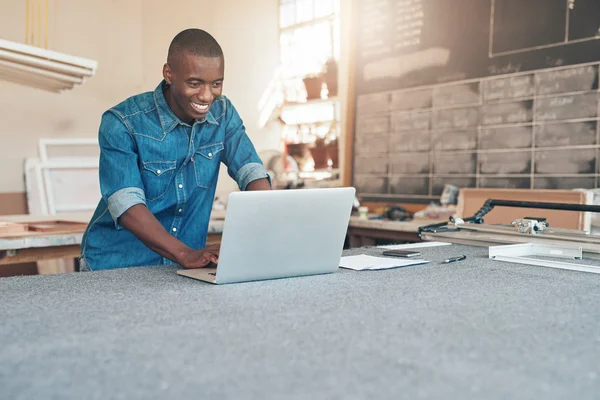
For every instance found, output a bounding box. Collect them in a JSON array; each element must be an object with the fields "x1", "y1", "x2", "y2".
[
  {"x1": 189, "y1": 82, "x2": 200, "y2": 88},
  {"x1": 213, "y1": 82, "x2": 222, "y2": 88}
]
